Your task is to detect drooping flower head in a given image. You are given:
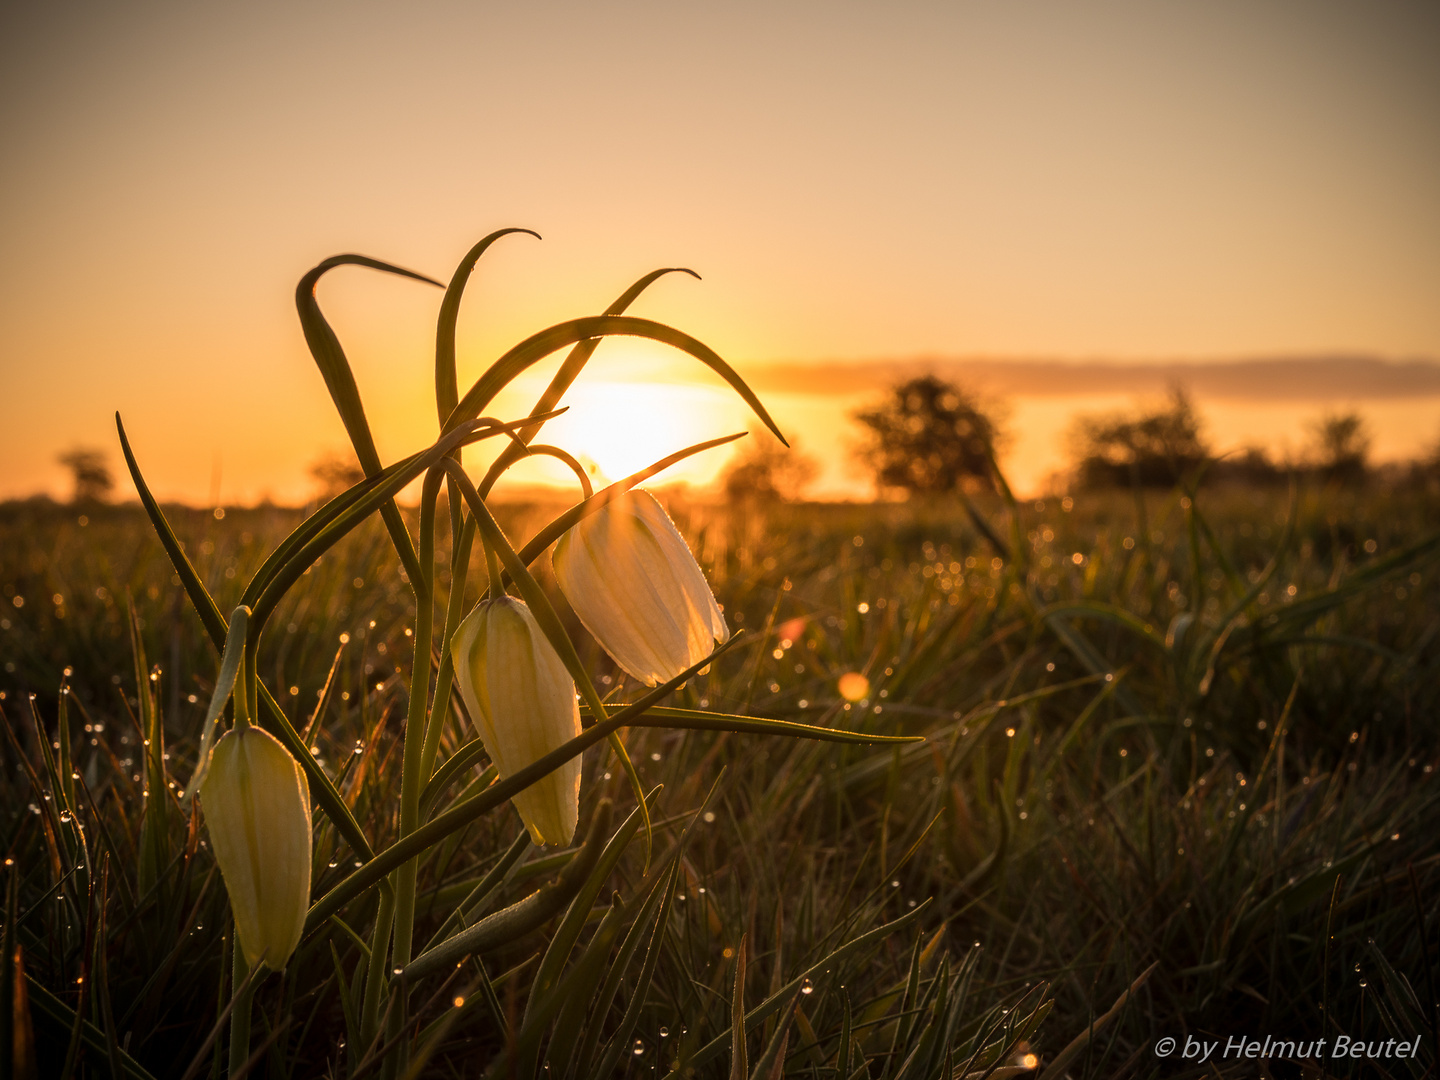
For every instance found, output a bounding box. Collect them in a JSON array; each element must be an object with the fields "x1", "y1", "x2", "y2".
[
  {"x1": 199, "y1": 725, "x2": 312, "y2": 971},
  {"x1": 553, "y1": 489, "x2": 729, "y2": 687},
  {"x1": 450, "y1": 596, "x2": 582, "y2": 846}
]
